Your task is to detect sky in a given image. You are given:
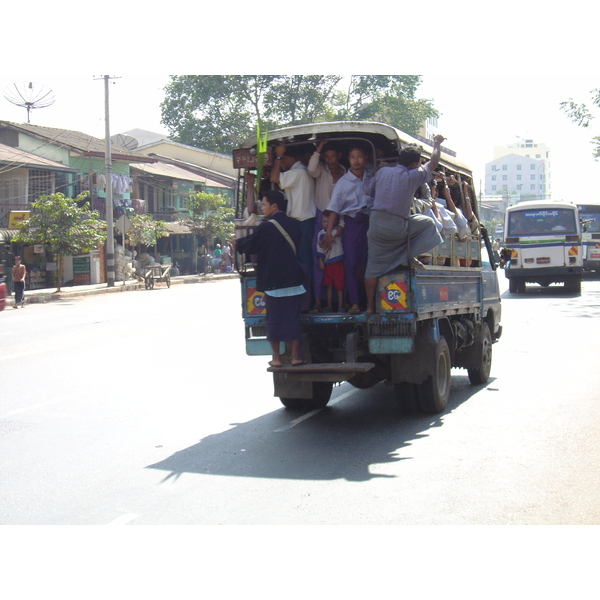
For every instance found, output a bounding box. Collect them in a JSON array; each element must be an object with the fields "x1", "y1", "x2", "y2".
[
  {"x1": 1, "y1": 68, "x2": 597, "y2": 207},
  {"x1": 2, "y1": 2, "x2": 598, "y2": 212}
]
